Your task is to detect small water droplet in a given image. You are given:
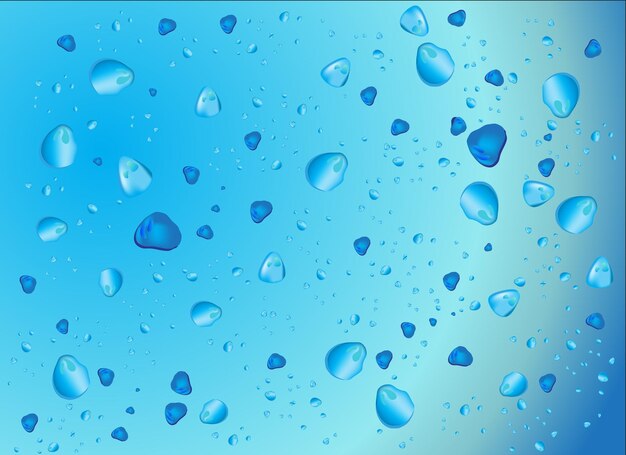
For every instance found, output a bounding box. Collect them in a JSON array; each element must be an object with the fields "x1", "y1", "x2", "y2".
[
  {"x1": 19, "y1": 275, "x2": 37, "y2": 294},
  {"x1": 200, "y1": 399, "x2": 228, "y2": 424},
  {"x1": 41, "y1": 125, "x2": 77, "y2": 168},
  {"x1": 171, "y1": 371, "x2": 192, "y2": 395},
  {"x1": 195, "y1": 87, "x2": 221, "y2": 117},
  {"x1": 586, "y1": 256, "x2": 613, "y2": 288},
  {"x1": 321, "y1": 58, "x2": 351, "y2": 88},
  {"x1": 460, "y1": 182, "x2": 498, "y2": 225},
  {"x1": 400, "y1": 6, "x2": 429, "y2": 36},
  {"x1": 555, "y1": 196, "x2": 597, "y2": 234},
  {"x1": 118, "y1": 157, "x2": 152, "y2": 196},
  {"x1": 306, "y1": 153, "x2": 348, "y2": 191},
  {"x1": 37, "y1": 217, "x2": 68, "y2": 242},
  {"x1": 99, "y1": 268, "x2": 123, "y2": 297},
  {"x1": 183, "y1": 166, "x2": 200, "y2": 184},
  {"x1": 165, "y1": 402, "x2": 187, "y2": 425},
  {"x1": 447, "y1": 10, "x2": 466, "y2": 27},
  {"x1": 539, "y1": 374, "x2": 556, "y2": 393},
  {"x1": 499, "y1": 371, "x2": 528, "y2": 397},
  {"x1": 542, "y1": 73, "x2": 579, "y2": 118},
  {"x1": 158, "y1": 18, "x2": 177, "y2": 36},
  {"x1": 220, "y1": 15, "x2": 237, "y2": 34},
  {"x1": 325, "y1": 342, "x2": 366, "y2": 380},
  {"x1": 90, "y1": 60, "x2": 134, "y2": 95},
  {"x1": 523, "y1": 181, "x2": 555, "y2": 207},
  {"x1": 259, "y1": 252, "x2": 285, "y2": 283},
  {"x1": 488, "y1": 290, "x2": 520, "y2": 317},
  {"x1": 53, "y1": 355, "x2": 90, "y2": 399},
  {"x1": 267, "y1": 353, "x2": 287, "y2": 370},
  {"x1": 190, "y1": 302, "x2": 222, "y2": 327},
  {"x1": 584, "y1": 39, "x2": 601, "y2": 58},
  {"x1": 416, "y1": 43, "x2": 454, "y2": 86},
  {"x1": 376, "y1": 384, "x2": 414, "y2": 428},
  {"x1": 21, "y1": 413, "x2": 38, "y2": 433},
  {"x1": 57, "y1": 35, "x2": 76, "y2": 52},
  {"x1": 111, "y1": 427, "x2": 128, "y2": 442}
]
